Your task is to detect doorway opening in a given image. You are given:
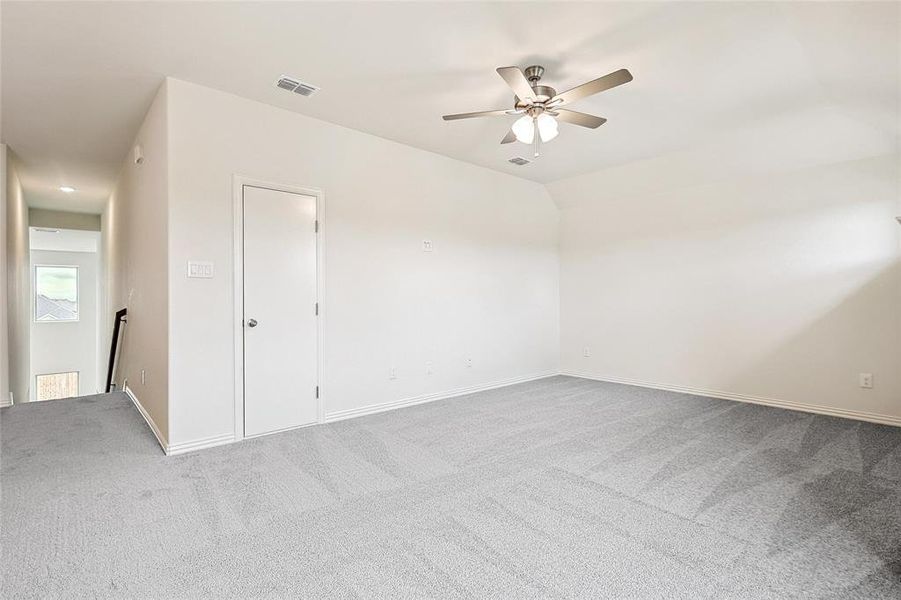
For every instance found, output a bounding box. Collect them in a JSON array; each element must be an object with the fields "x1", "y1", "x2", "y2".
[{"x1": 28, "y1": 226, "x2": 102, "y2": 401}]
